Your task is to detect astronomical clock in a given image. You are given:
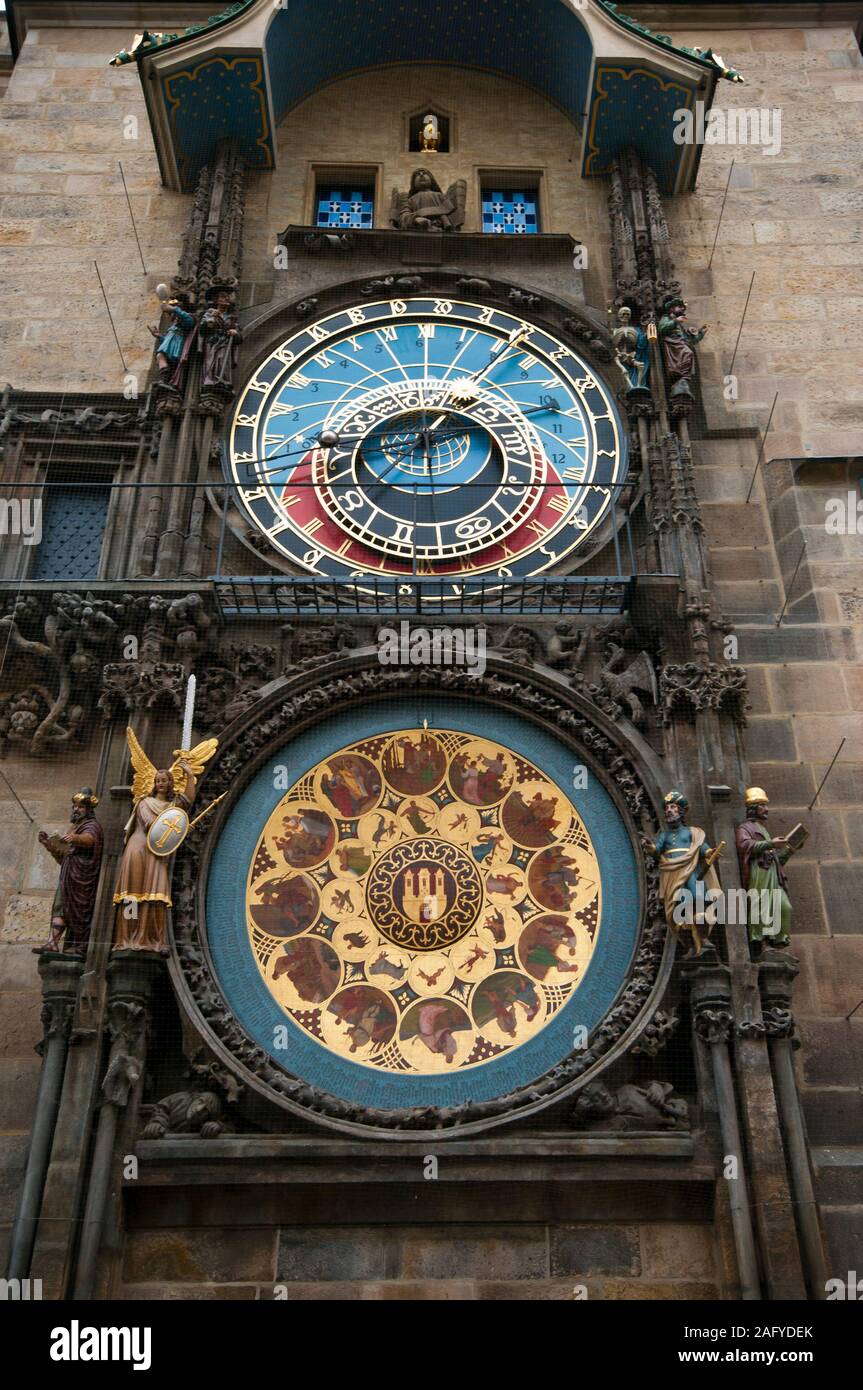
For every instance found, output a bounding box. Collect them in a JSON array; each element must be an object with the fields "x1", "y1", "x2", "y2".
[
  {"x1": 203, "y1": 700, "x2": 645, "y2": 1119},
  {"x1": 226, "y1": 295, "x2": 627, "y2": 580},
  {"x1": 191, "y1": 287, "x2": 651, "y2": 1130}
]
